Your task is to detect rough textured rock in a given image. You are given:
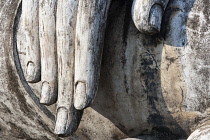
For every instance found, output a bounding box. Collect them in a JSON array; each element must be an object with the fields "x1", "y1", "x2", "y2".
[{"x1": 0, "y1": 0, "x2": 209, "y2": 140}]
